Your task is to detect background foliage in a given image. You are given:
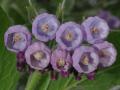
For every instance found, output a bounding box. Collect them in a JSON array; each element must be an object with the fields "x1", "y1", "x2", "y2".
[{"x1": 0, "y1": 0, "x2": 120, "y2": 90}]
